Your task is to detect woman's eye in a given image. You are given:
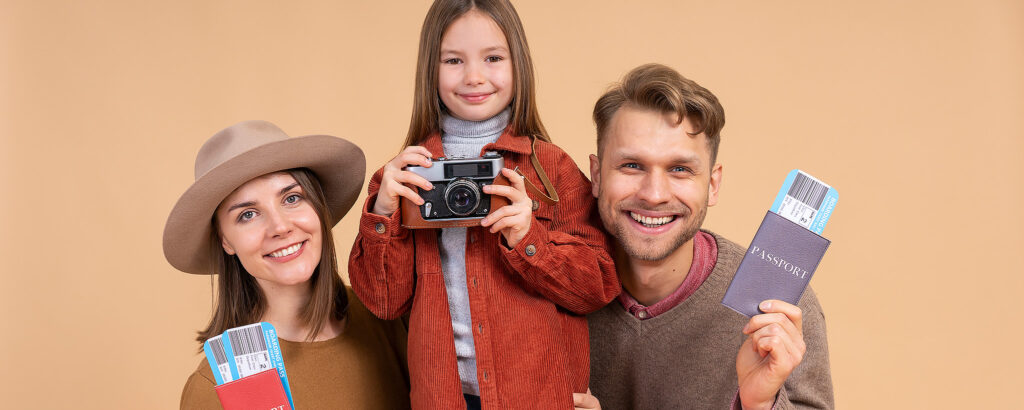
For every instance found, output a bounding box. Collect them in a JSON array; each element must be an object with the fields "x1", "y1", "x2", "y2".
[
  {"x1": 285, "y1": 194, "x2": 302, "y2": 204},
  {"x1": 238, "y1": 210, "x2": 256, "y2": 222}
]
